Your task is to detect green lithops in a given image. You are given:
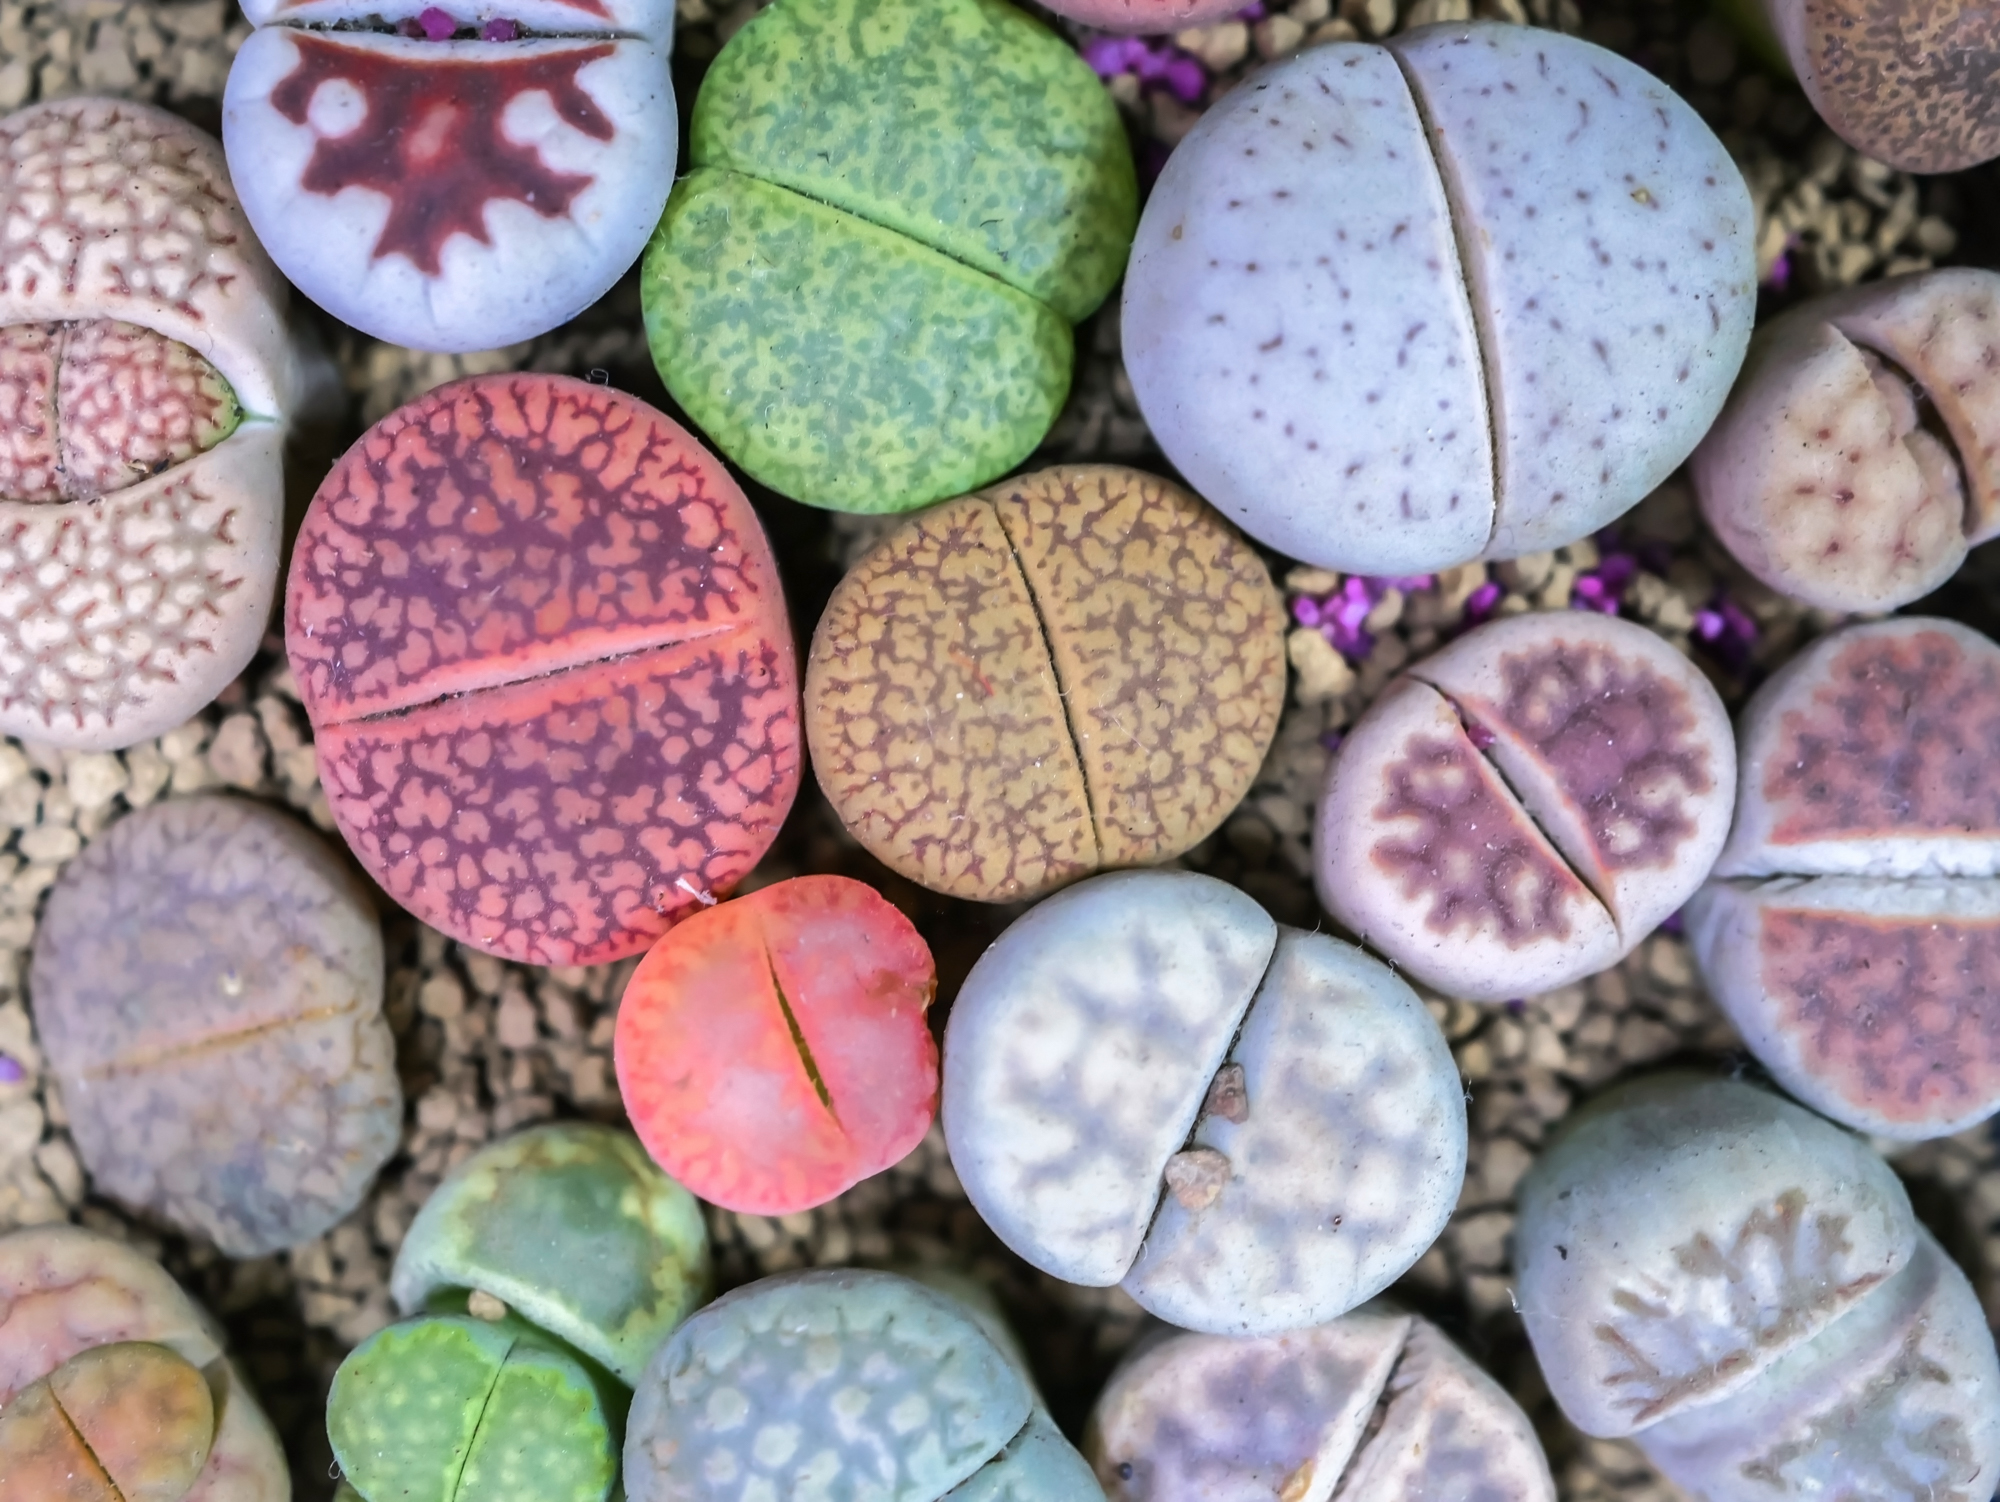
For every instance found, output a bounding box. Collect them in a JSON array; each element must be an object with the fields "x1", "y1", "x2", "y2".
[{"x1": 642, "y1": 0, "x2": 1137, "y2": 514}]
